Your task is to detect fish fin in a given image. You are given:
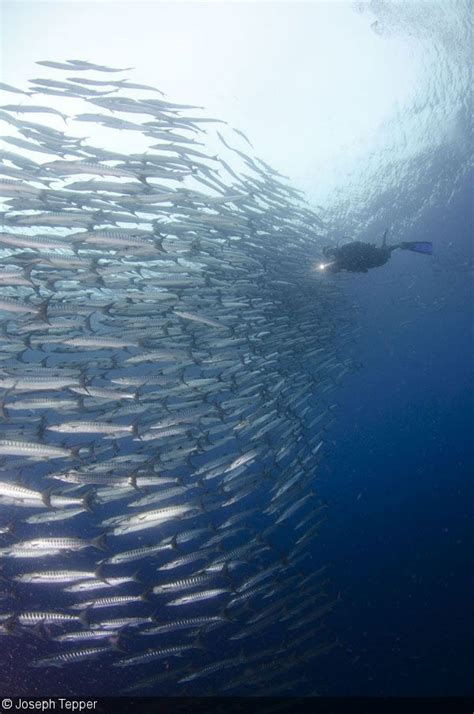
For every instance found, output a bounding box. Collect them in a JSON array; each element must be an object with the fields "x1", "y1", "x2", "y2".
[
  {"x1": 41, "y1": 487, "x2": 52, "y2": 508},
  {"x1": 82, "y1": 490, "x2": 95, "y2": 513},
  {"x1": 128, "y1": 474, "x2": 139, "y2": 491},
  {"x1": 78, "y1": 608, "x2": 91, "y2": 628},
  {"x1": 2, "y1": 614, "x2": 18, "y2": 635},
  {"x1": 400, "y1": 241, "x2": 433, "y2": 255},
  {"x1": 32, "y1": 622, "x2": 48, "y2": 640},
  {"x1": 0, "y1": 388, "x2": 10, "y2": 419},
  {"x1": 131, "y1": 420, "x2": 142, "y2": 441},
  {"x1": 140, "y1": 587, "x2": 152, "y2": 603},
  {"x1": 219, "y1": 606, "x2": 234, "y2": 622},
  {"x1": 37, "y1": 296, "x2": 52, "y2": 324},
  {"x1": 91, "y1": 533, "x2": 108, "y2": 551},
  {"x1": 2, "y1": 519, "x2": 16, "y2": 537},
  {"x1": 109, "y1": 635, "x2": 127, "y2": 652},
  {"x1": 94, "y1": 563, "x2": 109, "y2": 584},
  {"x1": 69, "y1": 445, "x2": 82, "y2": 460}
]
